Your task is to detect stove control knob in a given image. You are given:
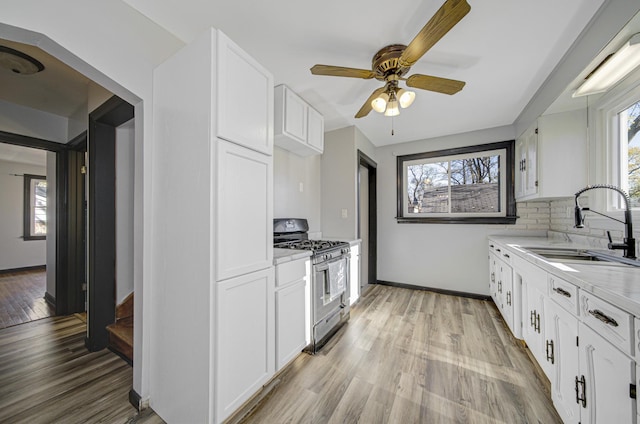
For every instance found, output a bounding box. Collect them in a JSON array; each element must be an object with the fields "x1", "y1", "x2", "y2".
[{"x1": 324, "y1": 254, "x2": 330, "y2": 261}]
